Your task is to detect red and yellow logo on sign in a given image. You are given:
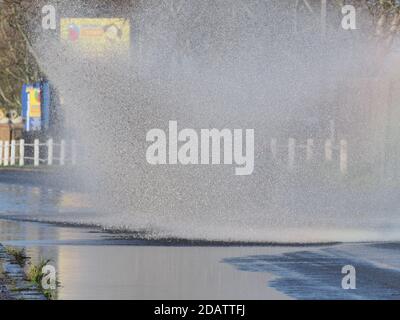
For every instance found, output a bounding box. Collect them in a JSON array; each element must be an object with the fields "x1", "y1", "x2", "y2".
[{"x1": 60, "y1": 18, "x2": 130, "y2": 56}]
